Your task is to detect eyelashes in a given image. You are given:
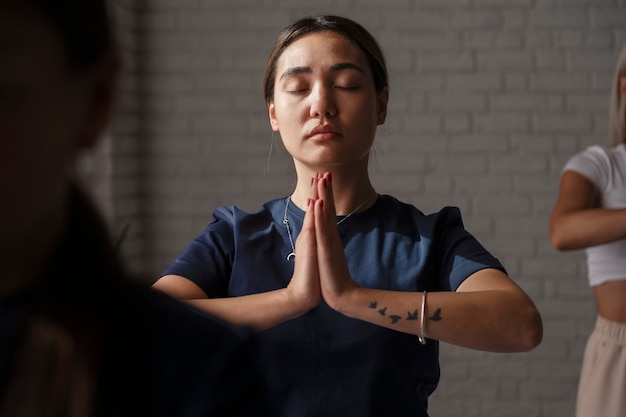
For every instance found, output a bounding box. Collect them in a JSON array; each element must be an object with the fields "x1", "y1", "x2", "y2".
[{"x1": 286, "y1": 85, "x2": 360, "y2": 95}]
